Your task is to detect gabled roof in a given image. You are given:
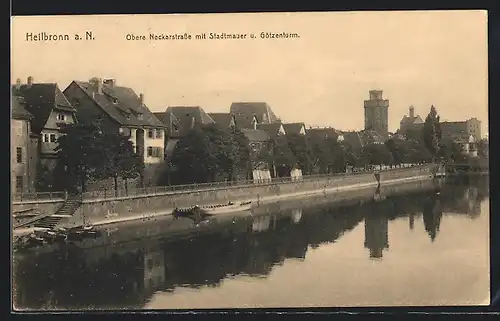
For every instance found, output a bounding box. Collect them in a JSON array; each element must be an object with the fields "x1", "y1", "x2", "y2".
[
  {"x1": 163, "y1": 106, "x2": 215, "y2": 136},
  {"x1": 233, "y1": 114, "x2": 258, "y2": 130},
  {"x1": 70, "y1": 80, "x2": 165, "y2": 128},
  {"x1": 240, "y1": 128, "x2": 270, "y2": 142},
  {"x1": 400, "y1": 115, "x2": 424, "y2": 127},
  {"x1": 207, "y1": 113, "x2": 235, "y2": 128},
  {"x1": 307, "y1": 127, "x2": 341, "y2": 140},
  {"x1": 256, "y1": 123, "x2": 284, "y2": 138},
  {"x1": 12, "y1": 83, "x2": 76, "y2": 134},
  {"x1": 11, "y1": 95, "x2": 33, "y2": 121},
  {"x1": 340, "y1": 129, "x2": 386, "y2": 151},
  {"x1": 283, "y1": 123, "x2": 306, "y2": 135},
  {"x1": 230, "y1": 102, "x2": 280, "y2": 124}
]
